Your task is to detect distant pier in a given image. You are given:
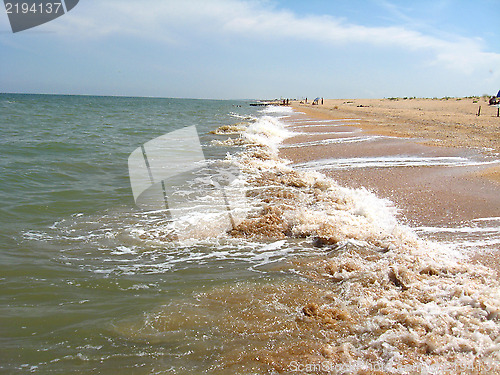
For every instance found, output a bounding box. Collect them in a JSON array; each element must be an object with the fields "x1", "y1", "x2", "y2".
[{"x1": 249, "y1": 99, "x2": 290, "y2": 106}]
